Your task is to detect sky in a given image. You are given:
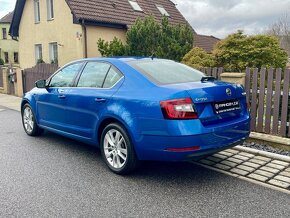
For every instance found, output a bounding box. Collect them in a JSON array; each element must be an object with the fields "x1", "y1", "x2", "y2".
[{"x1": 1, "y1": 0, "x2": 290, "y2": 38}]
